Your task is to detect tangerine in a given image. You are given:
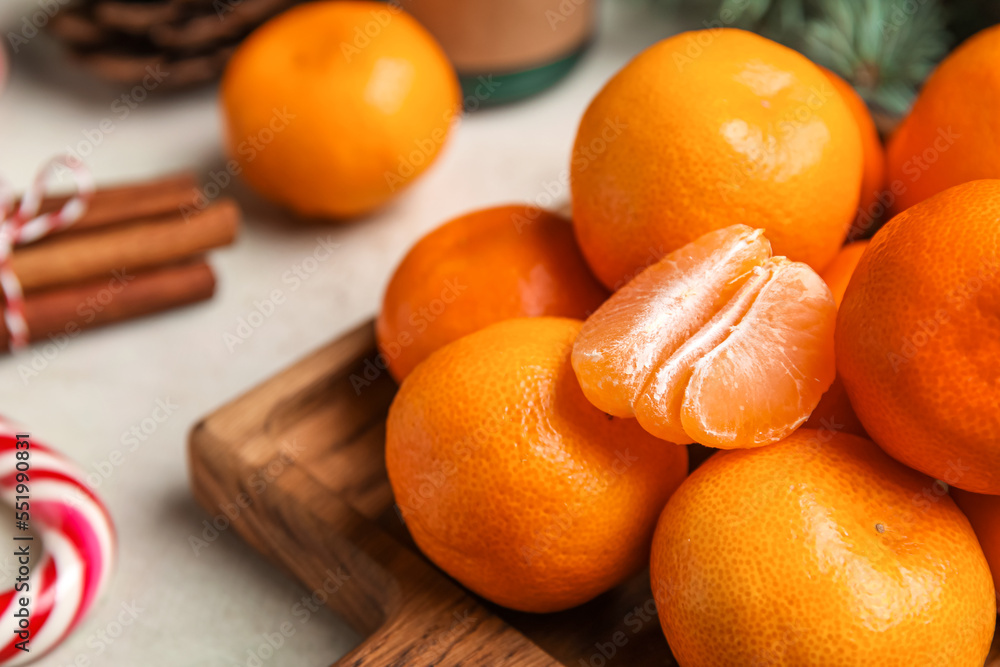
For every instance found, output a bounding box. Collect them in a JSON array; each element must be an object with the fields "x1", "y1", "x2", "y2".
[
  {"x1": 837, "y1": 180, "x2": 1000, "y2": 494},
  {"x1": 221, "y1": 1, "x2": 459, "y2": 218},
  {"x1": 803, "y1": 375, "x2": 867, "y2": 439},
  {"x1": 376, "y1": 205, "x2": 608, "y2": 381},
  {"x1": 952, "y1": 488, "x2": 1000, "y2": 606},
  {"x1": 651, "y1": 429, "x2": 996, "y2": 666},
  {"x1": 571, "y1": 28, "x2": 862, "y2": 289},
  {"x1": 887, "y1": 25, "x2": 1000, "y2": 214},
  {"x1": 821, "y1": 240, "x2": 869, "y2": 308},
  {"x1": 386, "y1": 317, "x2": 688, "y2": 613},
  {"x1": 821, "y1": 68, "x2": 886, "y2": 241}
]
